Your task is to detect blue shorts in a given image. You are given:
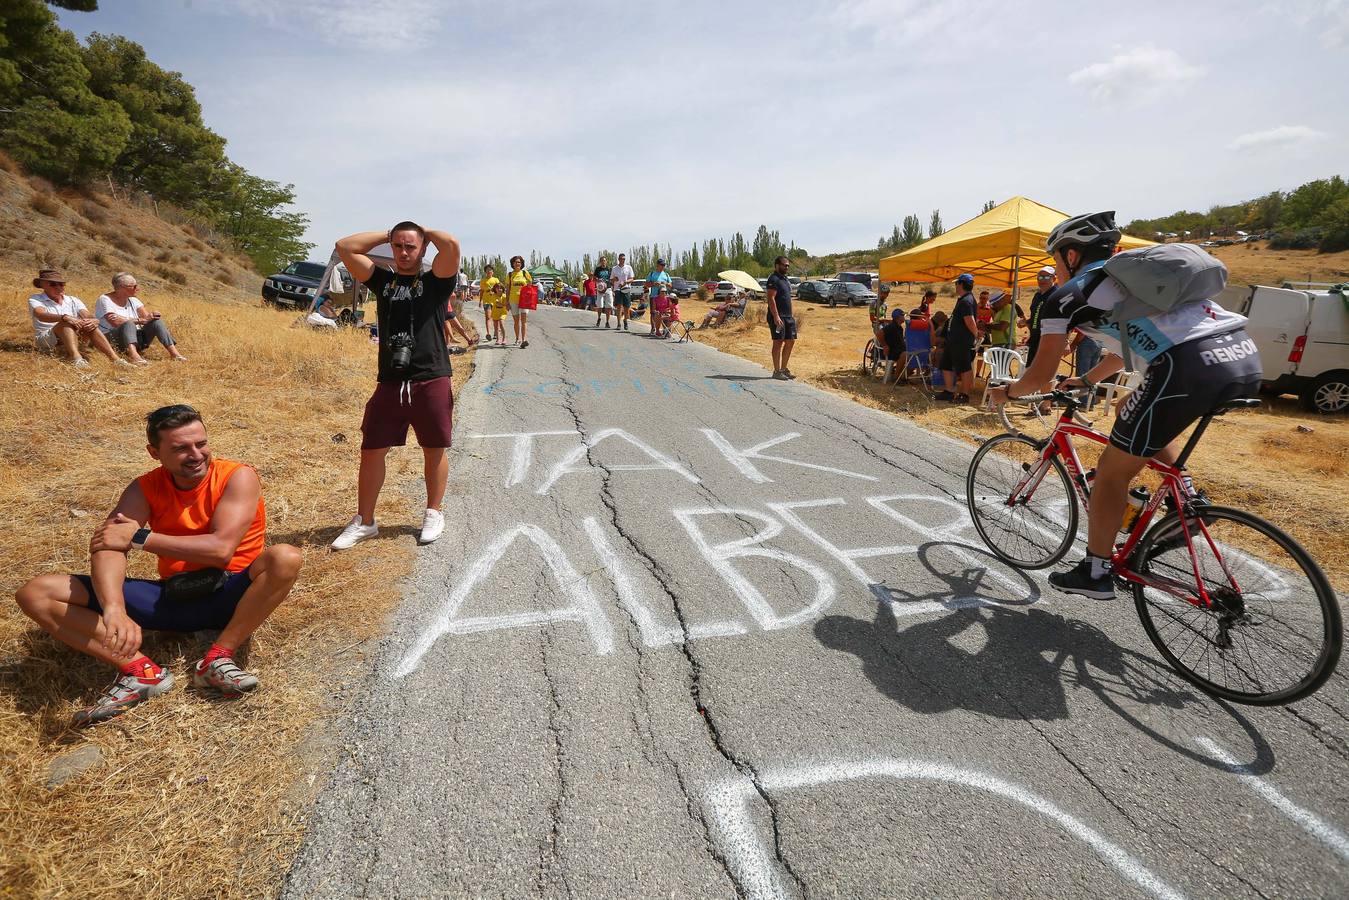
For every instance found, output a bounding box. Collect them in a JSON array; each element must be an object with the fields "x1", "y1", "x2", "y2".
[{"x1": 73, "y1": 569, "x2": 253, "y2": 631}]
